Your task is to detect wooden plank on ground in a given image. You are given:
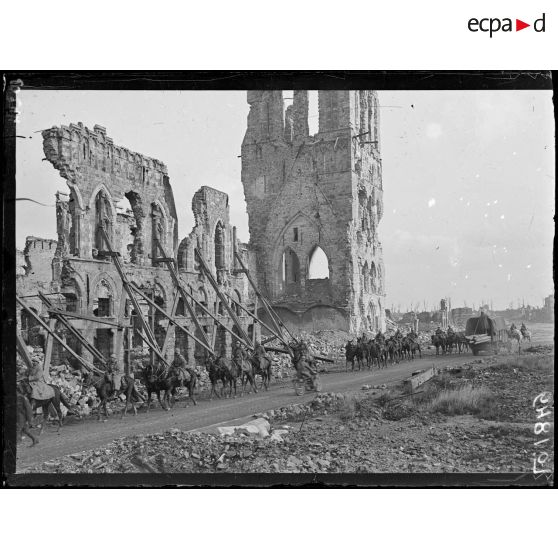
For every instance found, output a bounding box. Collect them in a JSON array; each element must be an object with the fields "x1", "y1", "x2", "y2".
[{"x1": 405, "y1": 366, "x2": 437, "y2": 391}]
